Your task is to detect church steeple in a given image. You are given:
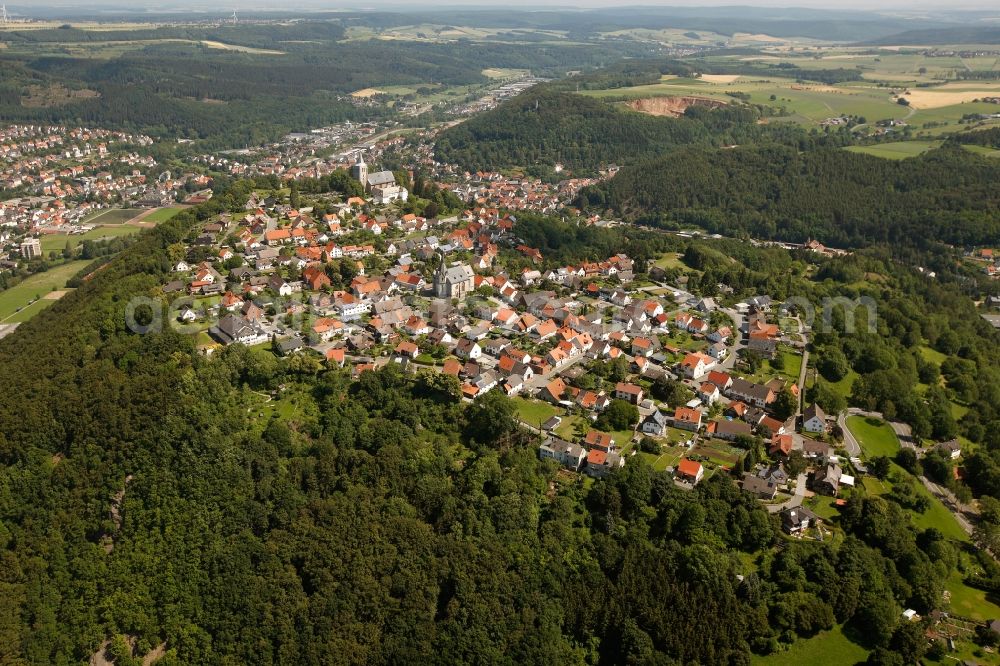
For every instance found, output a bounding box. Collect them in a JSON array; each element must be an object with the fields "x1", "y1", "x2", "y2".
[{"x1": 350, "y1": 153, "x2": 368, "y2": 187}]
